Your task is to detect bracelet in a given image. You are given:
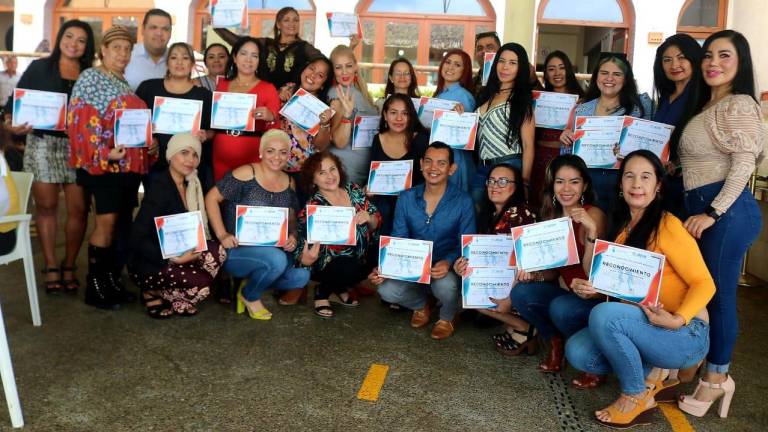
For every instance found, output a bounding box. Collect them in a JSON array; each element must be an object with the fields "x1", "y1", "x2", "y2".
[{"x1": 340, "y1": 118, "x2": 353, "y2": 124}]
